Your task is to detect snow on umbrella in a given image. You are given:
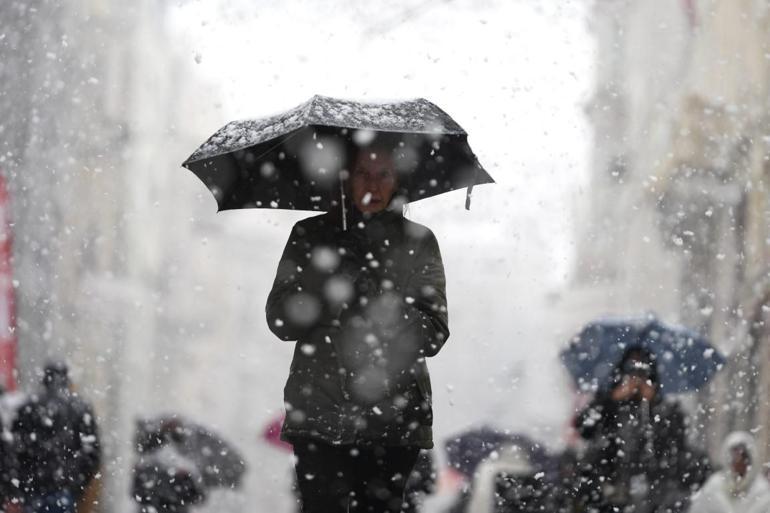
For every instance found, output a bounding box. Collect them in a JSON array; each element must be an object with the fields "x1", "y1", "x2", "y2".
[
  {"x1": 181, "y1": 95, "x2": 494, "y2": 216},
  {"x1": 444, "y1": 426, "x2": 549, "y2": 478},
  {"x1": 560, "y1": 315, "x2": 725, "y2": 394},
  {"x1": 136, "y1": 416, "x2": 246, "y2": 489}
]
